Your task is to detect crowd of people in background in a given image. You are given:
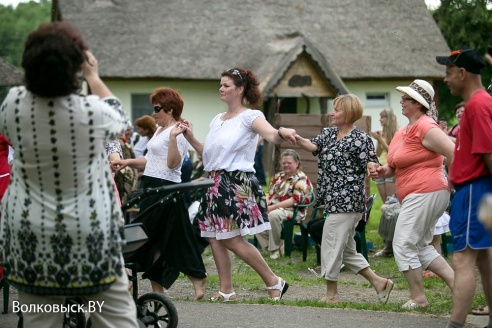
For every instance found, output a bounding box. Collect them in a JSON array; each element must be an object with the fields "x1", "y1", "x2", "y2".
[{"x1": 0, "y1": 20, "x2": 491, "y2": 328}]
